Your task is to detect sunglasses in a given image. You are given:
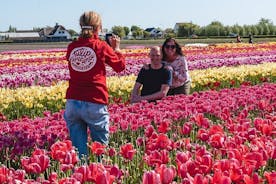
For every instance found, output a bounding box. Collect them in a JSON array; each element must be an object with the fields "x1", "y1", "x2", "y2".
[{"x1": 165, "y1": 45, "x2": 176, "y2": 49}]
